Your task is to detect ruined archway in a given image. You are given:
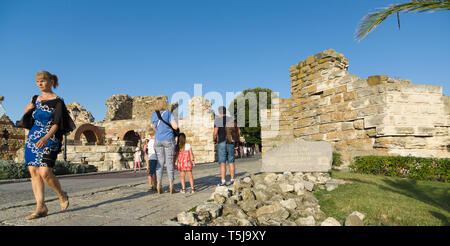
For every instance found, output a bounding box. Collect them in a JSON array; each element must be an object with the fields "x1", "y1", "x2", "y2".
[
  {"x1": 74, "y1": 123, "x2": 103, "y2": 145},
  {"x1": 122, "y1": 130, "x2": 140, "y2": 146},
  {"x1": 80, "y1": 130, "x2": 97, "y2": 145}
]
